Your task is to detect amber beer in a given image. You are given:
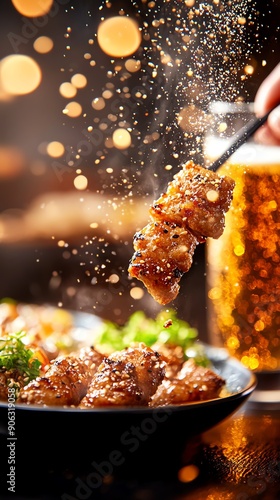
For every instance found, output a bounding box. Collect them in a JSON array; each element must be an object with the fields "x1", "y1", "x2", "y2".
[{"x1": 205, "y1": 133, "x2": 280, "y2": 372}]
